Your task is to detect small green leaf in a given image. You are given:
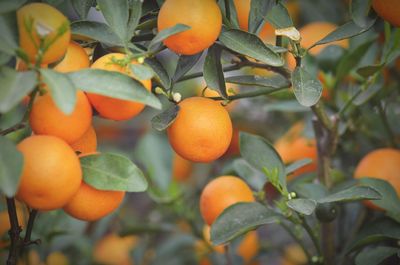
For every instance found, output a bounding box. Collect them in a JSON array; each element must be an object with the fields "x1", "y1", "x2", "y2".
[
  {"x1": 127, "y1": 0, "x2": 142, "y2": 38},
  {"x1": 317, "y1": 186, "x2": 381, "y2": 204},
  {"x1": 353, "y1": 76, "x2": 383, "y2": 106},
  {"x1": 232, "y1": 158, "x2": 266, "y2": 190},
  {"x1": 71, "y1": 21, "x2": 123, "y2": 46},
  {"x1": 0, "y1": 0, "x2": 27, "y2": 14},
  {"x1": 0, "y1": 13, "x2": 18, "y2": 55},
  {"x1": 0, "y1": 67, "x2": 37, "y2": 113},
  {"x1": 147, "y1": 182, "x2": 183, "y2": 204},
  {"x1": 129, "y1": 64, "x2": 154, "y2": 80},
  {"x1": 291, "y1": 66, "x2": 322, "y2": 107},
  {"x1": 203, "y1": 45, "x2": 227, "y2": 98},
  {"x1": 0, "y1": 136, "x2": 23, "y2": 197},
  {"x1": 68, "y1": 69, "x2": 161, "y2": 110},
  {"x1": 40, "y1": 69, "x2": 77, "y2": 115},
  {"x1": 356, "y1": 64, "x2": 382, "y2": 78},
  {"x1": 97, "y1": 0, "x2": 129, "y2": 42},
  {"x1": 219, "y1": 29, "x2": 284, "y2": 67},
  {"x1": 80, "y1": 153, "x2": 148, "y2": 192},
  {"x1": 172, "y1": 52, "x2": 203, "y2": 82},
  {"x1": 287, "y1": 198, "x2": 317, "y2": 215},
  {"x1": 145, "y1": 58, "x2": 171, "y2": 89},
  {"x1": 151, "y1": 105, "x2": 180, "y2": 131},
  {"x1": 226, "y1": 75, "x2": 290, "y2": 88},
  {"x1": 355, "y1": 246, "x2": 399, "y2": 265},
  {"x1": 149, "y1": 24, "x2": 191, "y2": 52},
  {"x1": 285, "y1": 159, "x2": 313, "y2": 176},
  {"x1": 248, "y1": 0, "x2": 274, "y2": 34},
  {"x1": 264, "y1": 2, "x2": 293, "y2": 29},
  {"x1": 351, "y1": 0, "x2": 373, "y2": 28},
  {"x1": 210, "y1": 202, "x2": 279, "y2": 245},
  {"x1": 70, "y1": 0, "x2": 94, "y2": 19}
]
